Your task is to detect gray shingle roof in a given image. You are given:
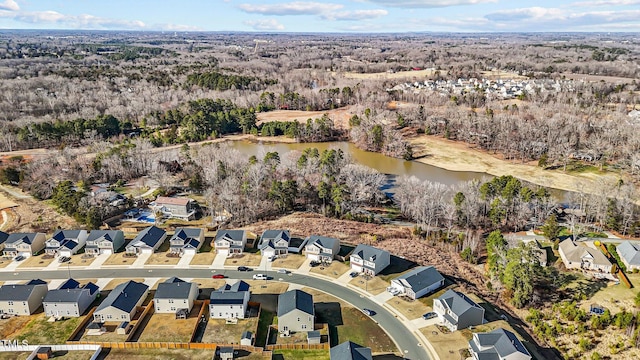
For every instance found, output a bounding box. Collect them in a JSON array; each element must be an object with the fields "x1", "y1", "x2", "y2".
[
  {"x1": 329, "y1": 341, "x2": 373, "y2": 360},
  {"x1": 278, "y1": 289, "x2": 314, "y2": 317},
  {"x1": 51, "y1": 230, "x2": 83, "y2": 242},
  {"x1": 437, "y1": 289, "x2": 483, "y2": 317},
  {"x1": 210, "y1": 280, "x2": 250, "y2": 305},
  {"x1": 215, "y1": 230, "x2": 245, "y2": 242},
  {"x1": 172, "y1": 228, "x2": 203, "y2": 241},
  {"x1": 43, "y1": 281, "x2": 99, "y2": 303},
  {"x1": 307, "y1": 235, "x2": 339, "y2": 250},
  {"x1": 155, "y1": 280, "x2": 197, "y2": 300},
  {"x1": 129, "y1": 226, "x2": 166, "y2": 248},
  {"x1": 0, "y1": 231, "x2": 8, "y2": 245},
  {"x1": 470, "y1": 328, "x2": 531, "y2": 360},
  {"x1": 352, "y1": 244, "x2": 387, "y2": 263},
  {"x1": 95, "y1": 280, "x2": 148, "y2": 313},
  {"x1": 559, "y1": 239, "x2": 611, "y2": 267},
  {"x1": 617, "y1": 241, "x2": 640, "y2": 267},
  {"x1": 259, "y1": 230, "x2": 290, "y2": 250},
  {"x1": 0, "y1": 282, "x2": 48, "y2": 301},
  {"x1": 58, "y1": 279, "x2": 80, "y2": 290},
  {"x1": 5, "y1": 233, "x2": 40, "y2": 245},
  {"x1": 394, "y1": 266, "x2": 444, "y2": 293},
  {"x1": 87, "y1": 230, "x2": 121, "y2": 243}
]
